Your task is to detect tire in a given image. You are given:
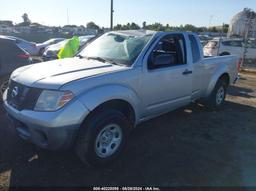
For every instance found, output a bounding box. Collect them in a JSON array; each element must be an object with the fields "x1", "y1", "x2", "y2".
[
  {"x1": 75, "y1": 108, "x2": 131, "y2": 167},
  {"x1": 207, "y1": 79, "x2": 228, "y2": 110},
  {"x1": 0, "y1": 76, "x2": 9, "y2": 102}
]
